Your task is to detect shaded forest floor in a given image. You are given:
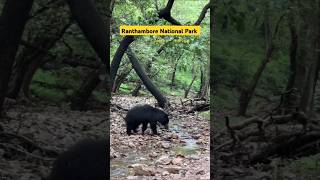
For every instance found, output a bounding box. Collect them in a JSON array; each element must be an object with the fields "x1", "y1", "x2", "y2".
[
  {"x1": 213, "y1": 109, "x2": 320, "y2": 180},
  {"x1": 110, "y1": 95, "x2": 210, "y2": 180},
  {"x1": 0, "y1": 101, "x2": 107, "y2": 180}
]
